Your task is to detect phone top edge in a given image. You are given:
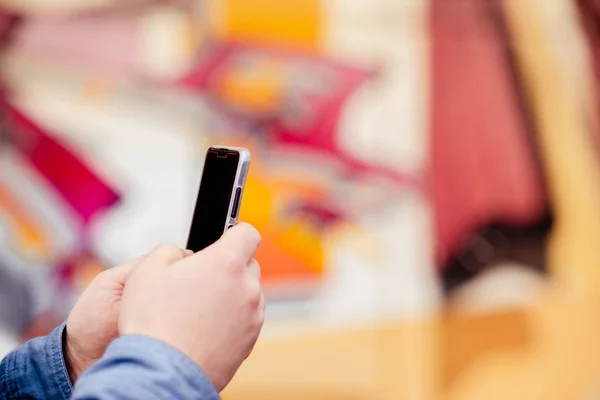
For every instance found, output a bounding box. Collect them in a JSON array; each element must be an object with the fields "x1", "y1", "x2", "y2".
[
  {"x1": 237, "y1": 149, "x2": 251, "y2": 163},
  {"x1": 209, "y1": 145, "x2": 250, "y2": 153}
]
